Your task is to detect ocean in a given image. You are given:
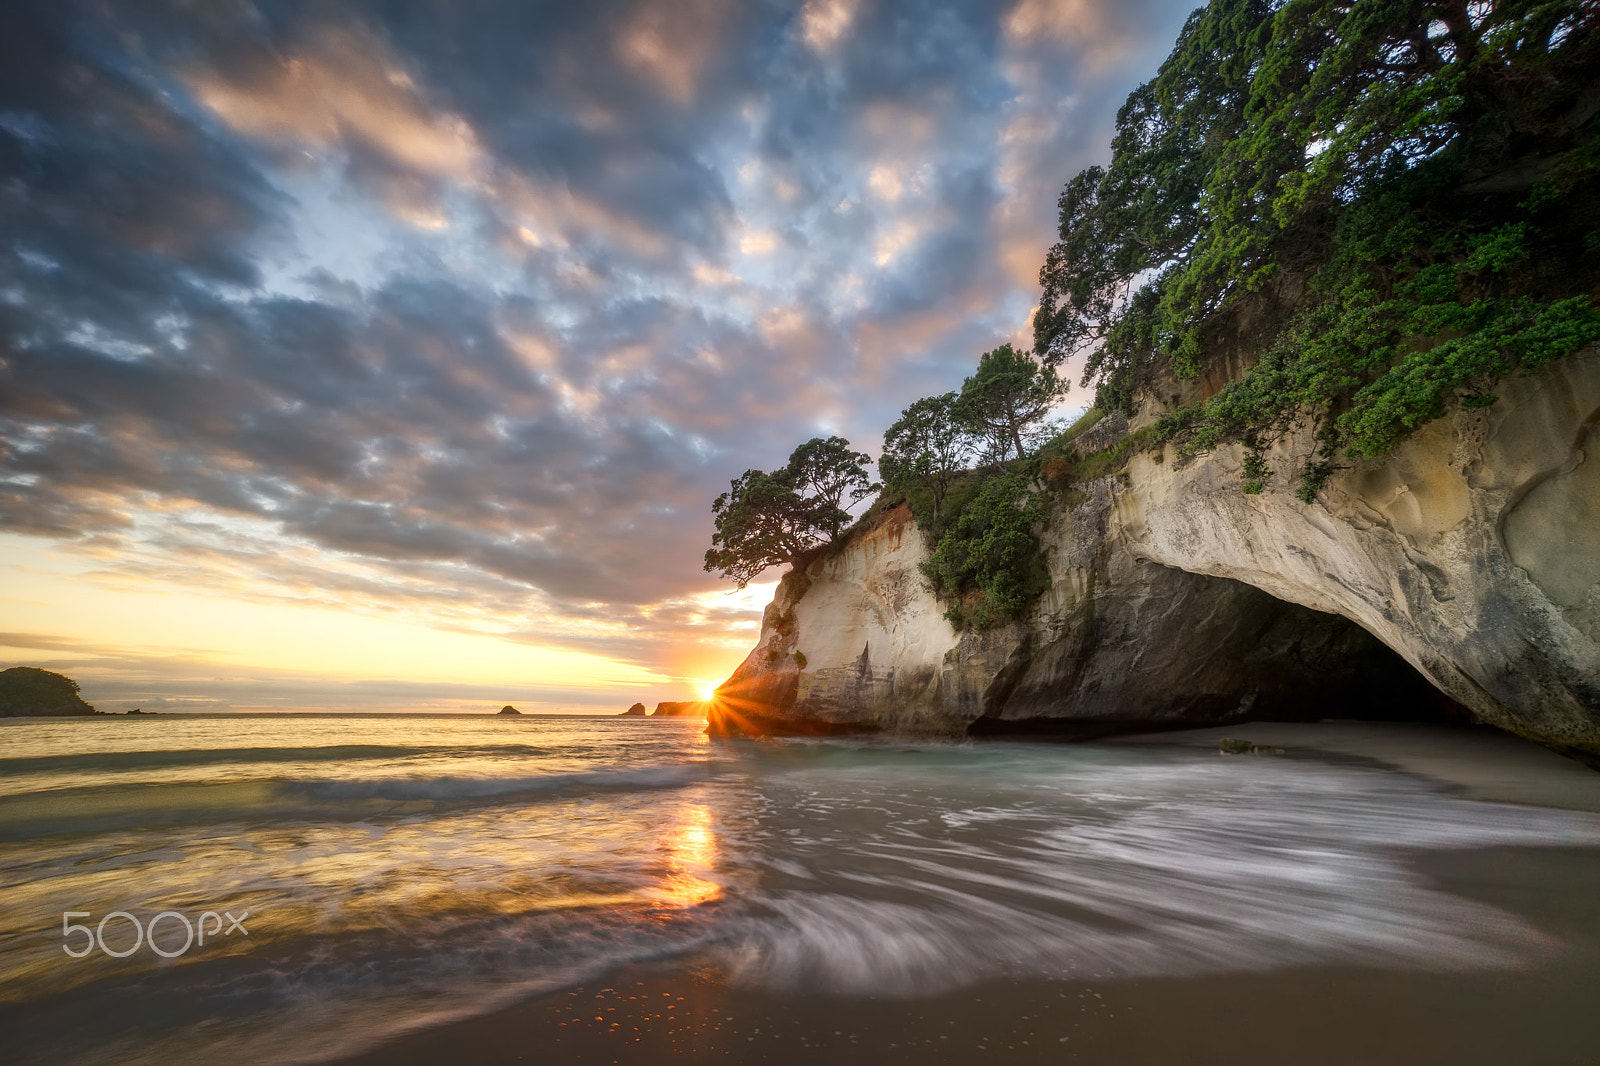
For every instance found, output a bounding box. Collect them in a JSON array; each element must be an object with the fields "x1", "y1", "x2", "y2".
[{"x1": 5, "y1": 714, "x2": 1600, "y2": 1065}]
